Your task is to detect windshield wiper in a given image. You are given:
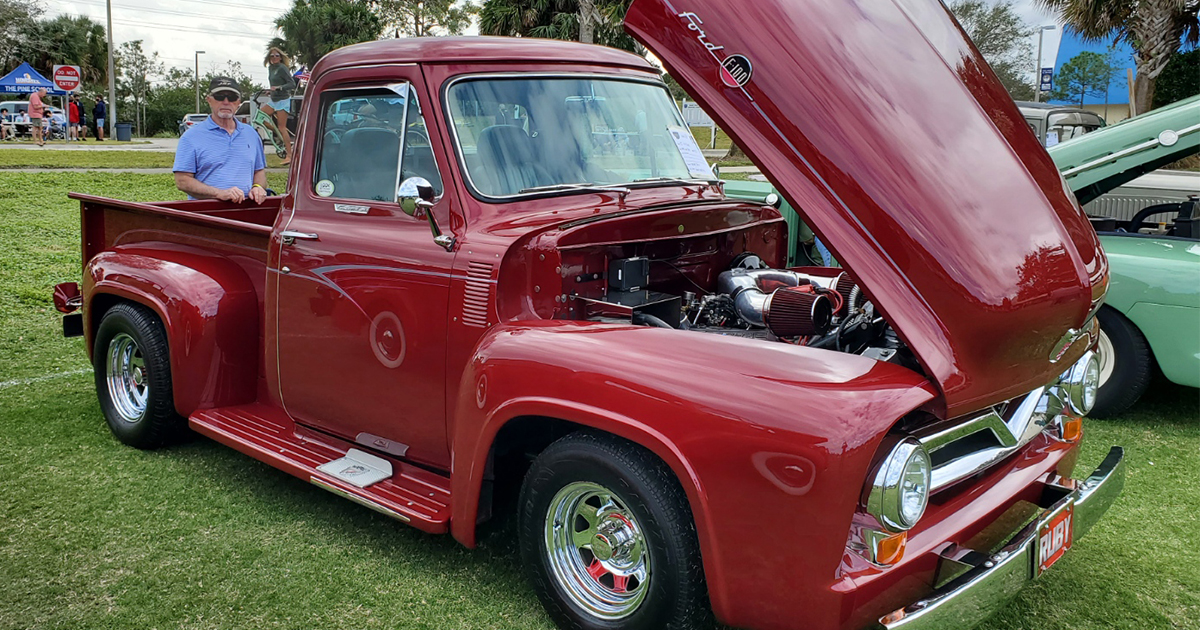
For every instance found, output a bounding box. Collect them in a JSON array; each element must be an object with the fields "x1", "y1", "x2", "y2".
[
  {"x1": 519, "y1": 183, "x2": 631, "y2": 198},
  {"x1": 629, "y1": 177, "x2": 720, "y2": 189}
]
